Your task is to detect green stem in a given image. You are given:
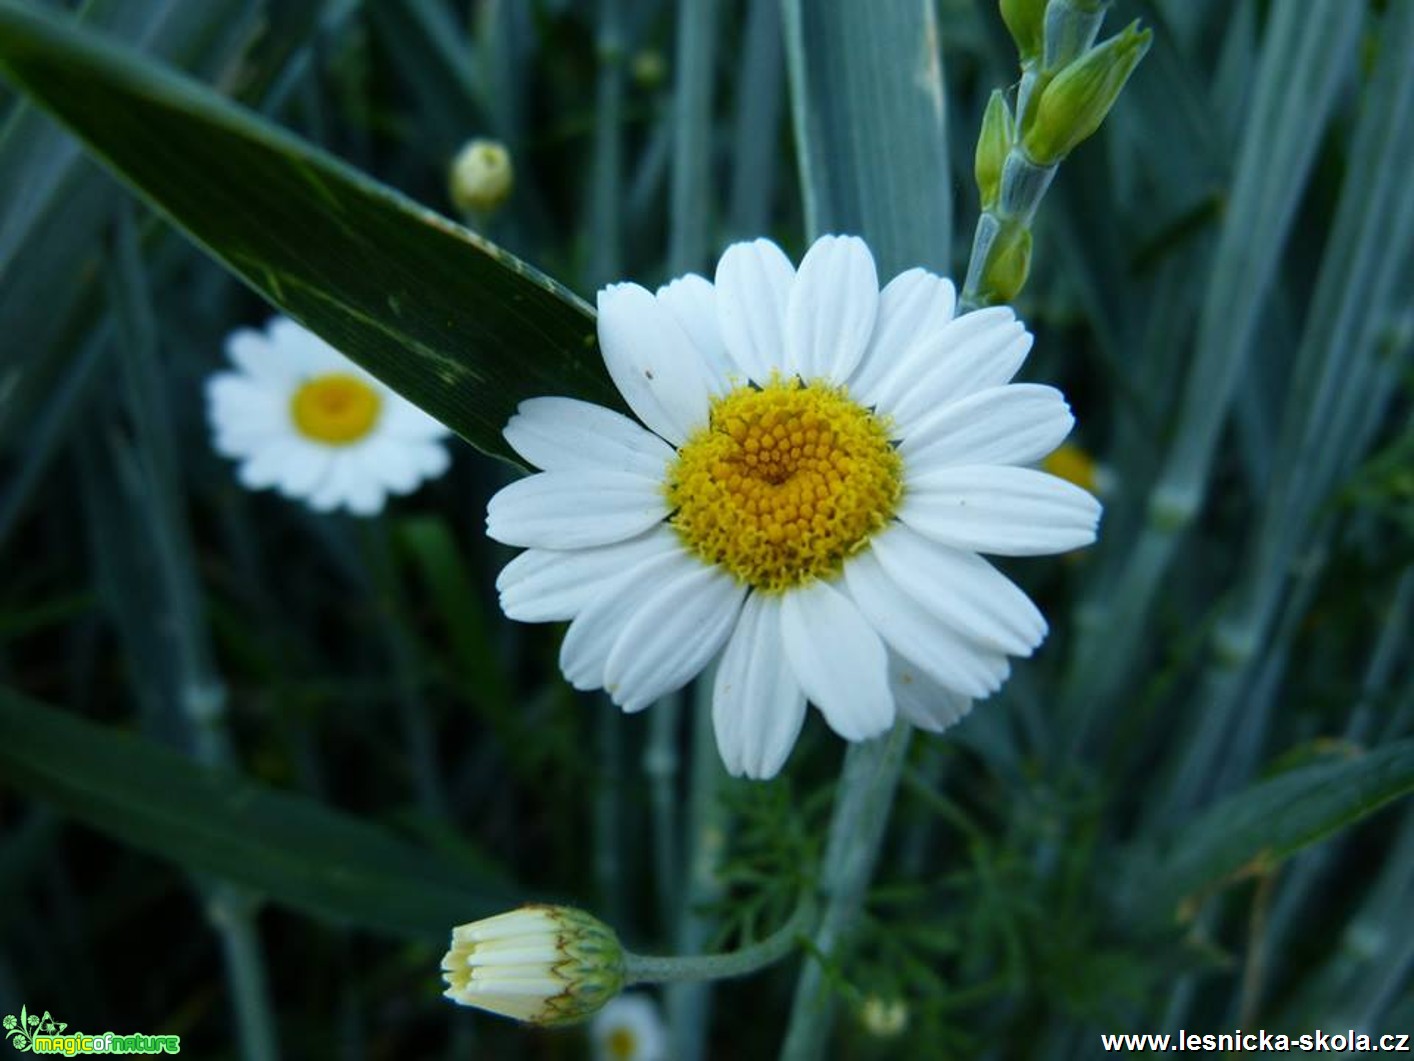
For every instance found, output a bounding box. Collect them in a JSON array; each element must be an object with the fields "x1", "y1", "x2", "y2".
[
  {"x1": 645, "y1": 690, "x2": 682, "y2": 934},
  {"x1": 588, "y1": 0, "x2": 624, "y2": 289},
  {"x1": 361, "y1": 520, "x2": 446, "y2": 818},
  {"x1": 625, "y1": 897, "x2": 816, "y2": 986},
  {"x1": 667, "y1": 671, "x2": 731, "y2": 1061},
  {"x1": 208, "y1": 885, "x2": 280, "y2": 1061},
  {"x1": 778, "y1": 721, "x2": 913, "y2": 1061}
]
